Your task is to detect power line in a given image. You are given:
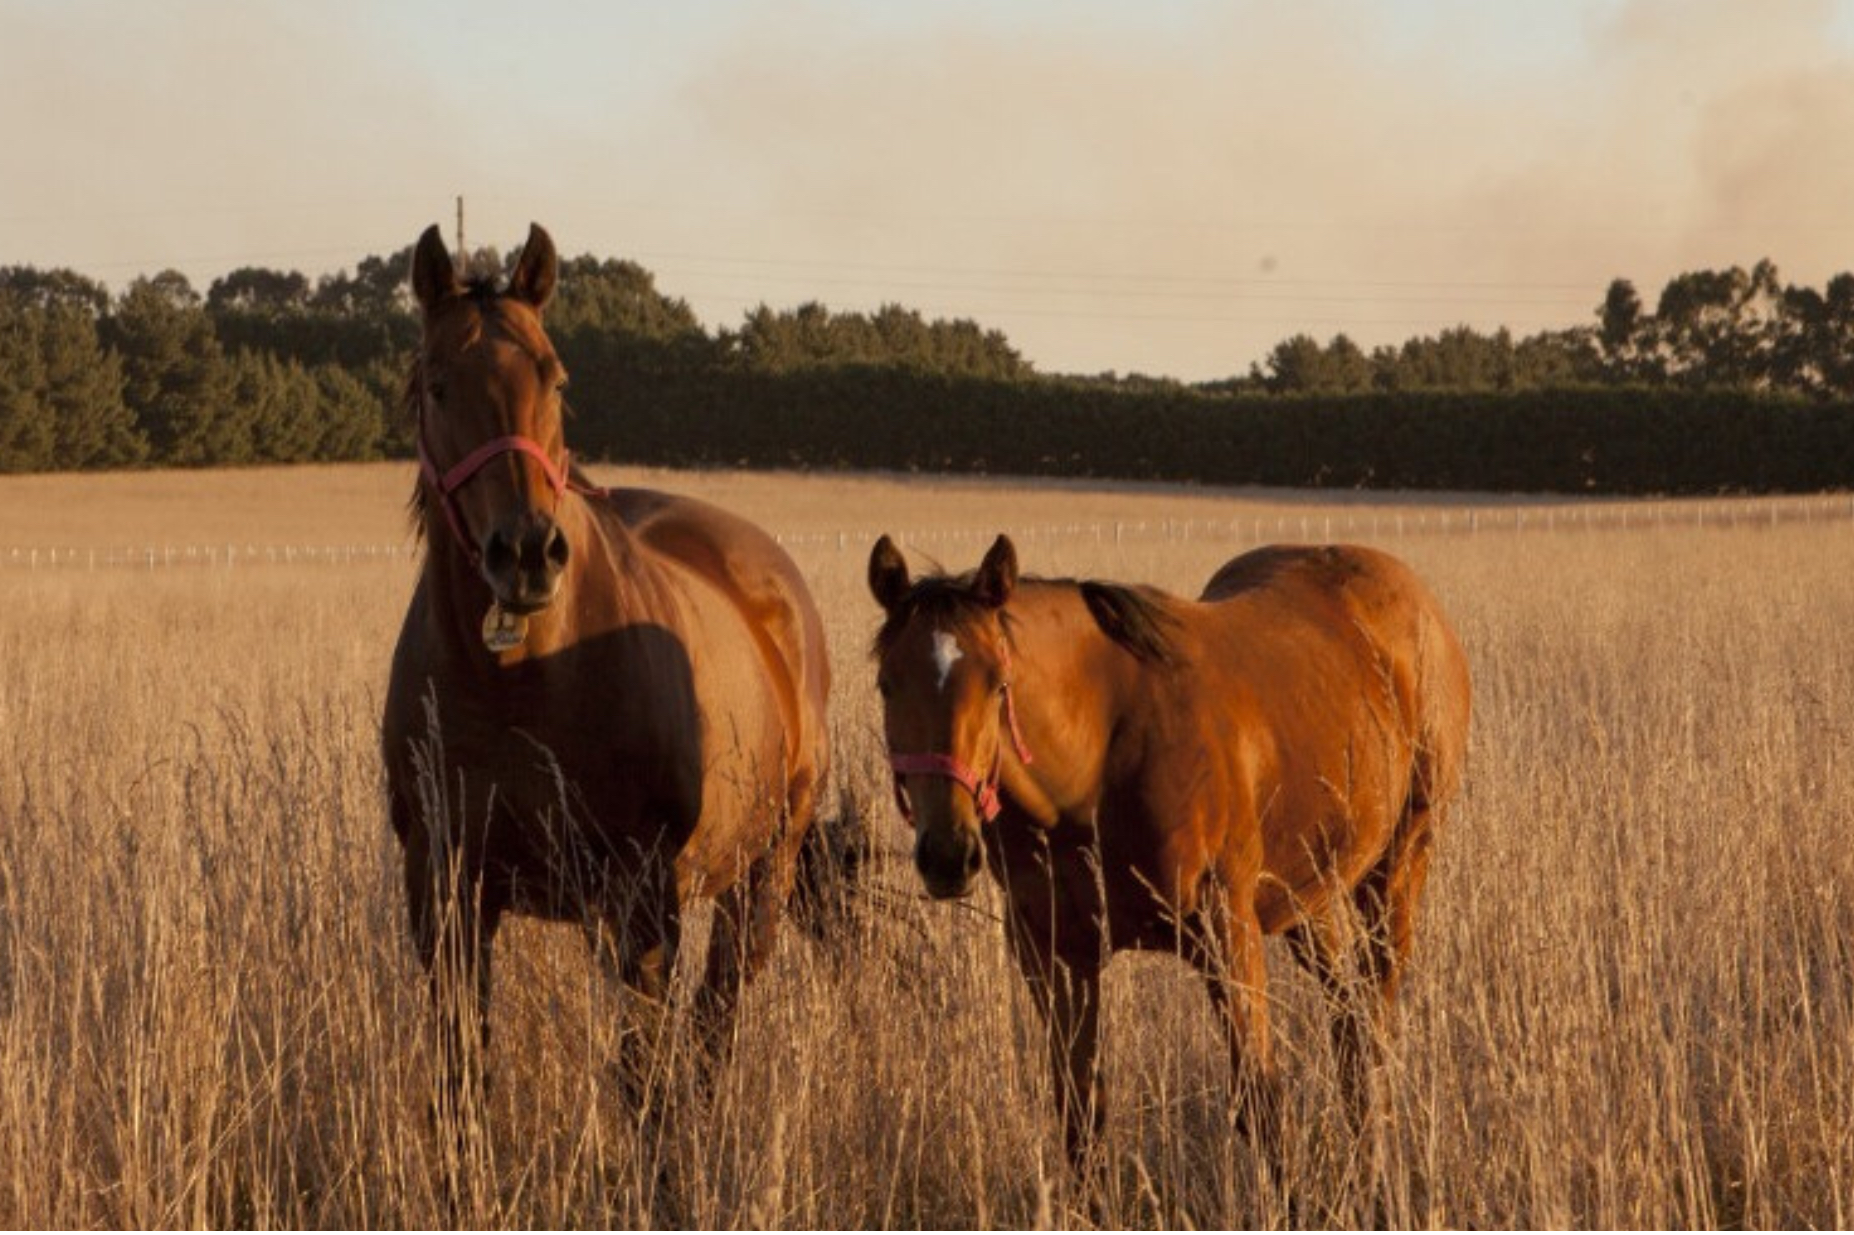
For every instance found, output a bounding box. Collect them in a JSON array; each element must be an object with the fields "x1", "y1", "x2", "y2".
[
  {"x1": 623, "y1": 247, "x2": 1604, "y2": 293},
  {"x1": 1, "y1": 244, "x2": 377, "y2": 274},
  {"x1": 8, "y1": 240, "x2": 1608, "y2": 306},
  {"x1": 657, "y1": 269, "x2": 1598, "y2": 309},
  {"x1": 679, "y1": 289, "x2": 1591, "y2": 331}
]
